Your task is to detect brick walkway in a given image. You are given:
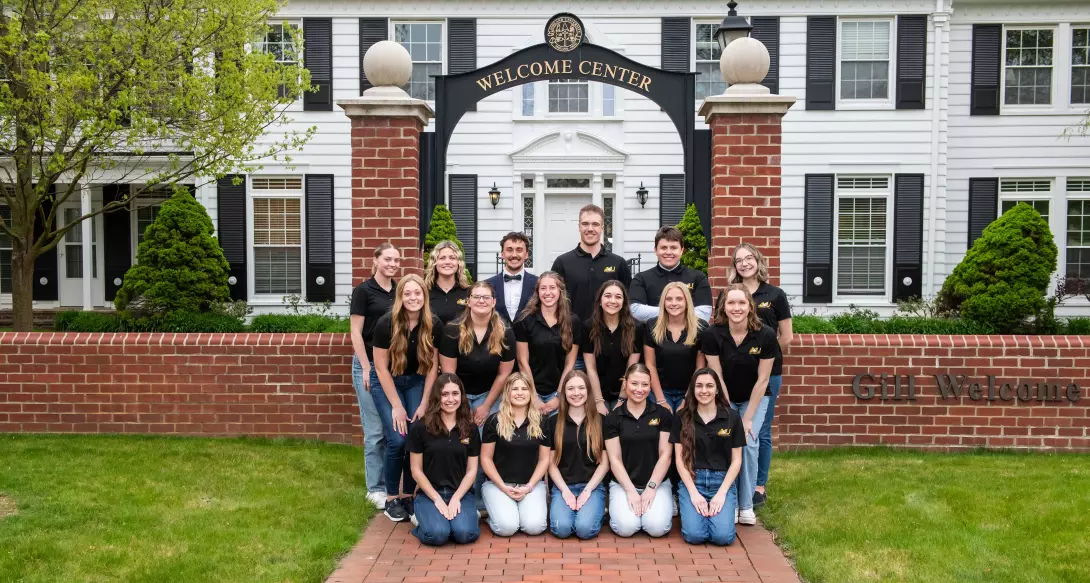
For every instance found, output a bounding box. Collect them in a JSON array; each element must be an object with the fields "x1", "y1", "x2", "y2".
[{"x1": 326, "y1": 516, "x2": 801, "y2": 583}]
